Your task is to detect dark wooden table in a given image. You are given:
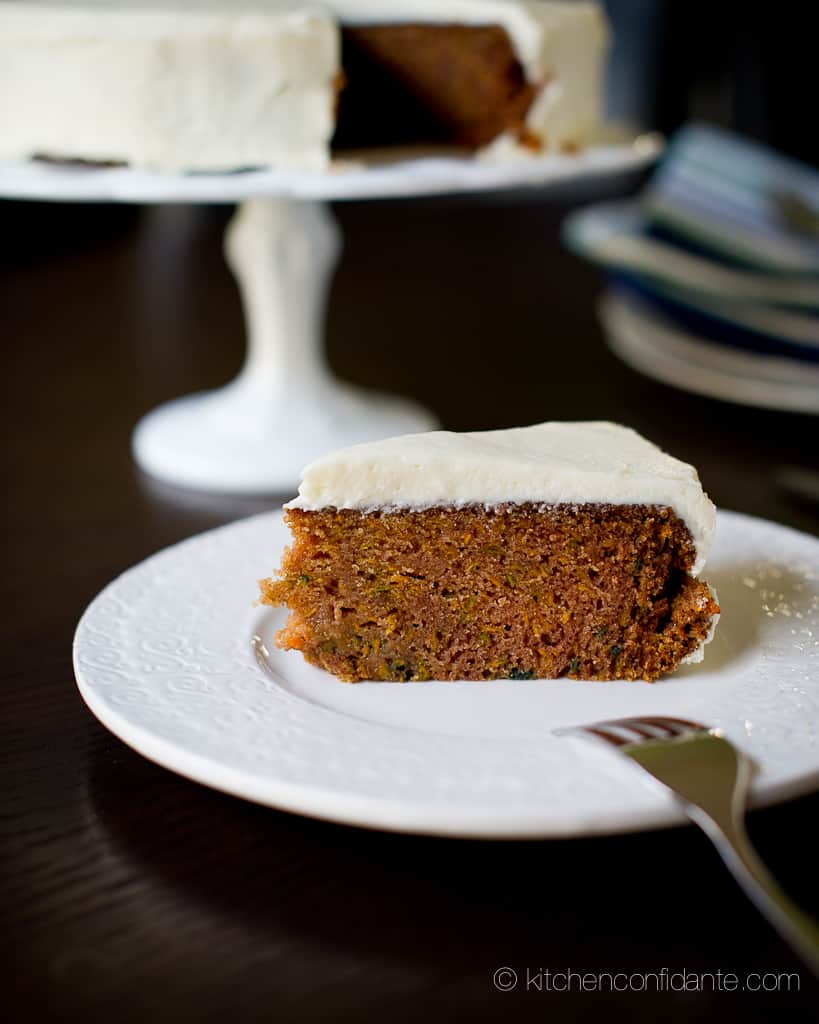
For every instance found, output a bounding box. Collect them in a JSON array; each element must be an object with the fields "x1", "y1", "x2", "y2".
[{"x1": 3, "y1": 180, "x2": 818, "y2": 1022}]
